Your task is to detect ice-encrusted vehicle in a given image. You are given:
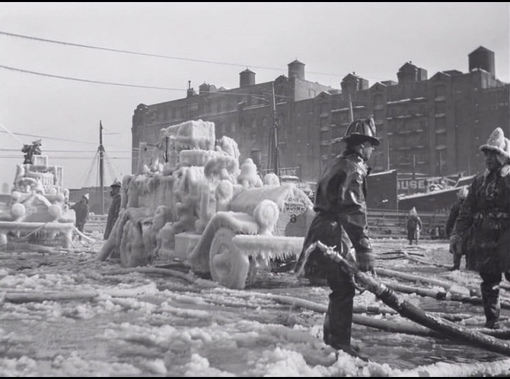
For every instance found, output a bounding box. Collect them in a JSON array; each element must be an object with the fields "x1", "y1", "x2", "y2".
[
  {"x1": 0, "y1": 145, "x2": 76, "y2": 249},
  {"x1": 99, "y1": 119, "x2": 314, "y2": 289}
]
